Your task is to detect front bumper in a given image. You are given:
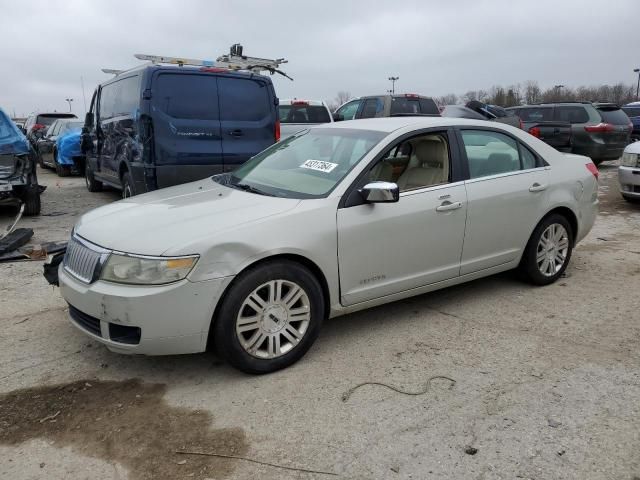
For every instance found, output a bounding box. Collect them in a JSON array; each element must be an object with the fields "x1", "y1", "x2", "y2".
[
  {"x1": 59, "y1": 265, "x2": 232, "y2": 355},
  {"x1": 619, "y1": 165, "x2": 640, "y2": 198}
]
